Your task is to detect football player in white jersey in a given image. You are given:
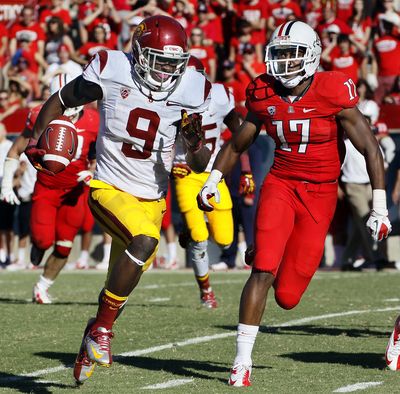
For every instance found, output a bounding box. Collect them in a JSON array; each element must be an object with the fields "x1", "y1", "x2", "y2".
[
  {"x1": 172, "y1": 56, "x2": 255, "y2": 308},
  {"x1": 24, "y1": 16, "x2": 212, "y2": 384}
]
